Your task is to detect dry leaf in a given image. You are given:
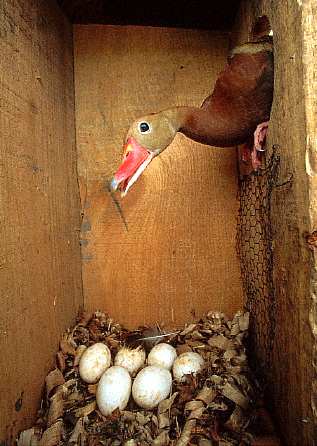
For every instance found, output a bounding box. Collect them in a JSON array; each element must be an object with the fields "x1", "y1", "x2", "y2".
[
  {"x1": 77, "y1": 311, "x2": 93, "y2": 326},
  {"x1": 45, "y1": 369, "x2": 65, "y2": 399},
  {"x1": 232, "y1": 374, "x2": 254, "y2": 398},
  {"x1": 238, "y1": 312, "x2": 250, "y2": 331},
  {"x1": 209, "y1": 401, "x2": 228, "y2": 411},
  {"x1": 63, "y1": 378, "x2": 77, "y2": 389},
  {"x1": 73, "y1": 326, "x2": 90, "y2": 344},
  {"x1": 60, "y1": 339, "x2": 76, "y2": 356},
  {"x1": 198, "y1": 439, "x2": 213, "y2": 446},
  {"x1": 221, "y1": 382, "x2": 249, "y2": 410},
  {"x1": 196, "y1": 387, "x2": 216, "y2": 405},
  {"x1": 190, "y1": 330, "x2": 205, "y2": 340},
  {"x1": 121, "y1": 410, "x2": 136, "y2": 421},
  {"x1": 223, "y1": 349, "x2": 238, "y2": 360},
  {"x1": 158, "y1": 412, "x2": 170, "y2": 429},
  {"x1": 74, "y1": 401, "x2": 96, "y2": 418},
  {"x1": 186, "y1": 340, "x2": 206, "y2": 349},
  {"x1": 17, "y1": 428, "x2": 40, "y2": 446},
  {"x1": 205, "y1": 352, "x2": 220, "y2": 365},
  {"x1": 56, "y1": 351, "x2": 66, "y2": 372},
  {"x1": 104, "y1": 336, "x2": 121, "y2": 348},
  {"x1": 224, "y1": 406, "x2": 248, "y2": 432},
  {"x1": 231, "y1": 351, "x2": 247, "y2": 365},
  {"x1": 158, "y1": 392, "x2": 178, "y2": 414},
  {"x1": 87, "y1": 383, "x2": 97, "y2": 395},
  {"x1": 180, "y1": 324, "x2": 197, "y2": 336},
  {"x1": 184, "y1": 400, "x2": 204, "y2": 412},
  {"x1": 47, "y1": 391, "x2": 64, "y2": 427},
  {"x1": 152, "y1": 414, "x2": 159, "y2": 428},
  {"x1": 230, "y1": 323, "x2": 240, "y2": 336},
  {"x1": 67, "y1": 389, "x2": 82, "y2": 403},
  {"x1": 208, "y1": 335, "x2": 234, "y2": 350},
  {"x1": 136, "y1": 411, "x2": 151, "y2": 425},
  {"x1": 226, "y1": 365, "x2": 243, "y2": 375},
  {"x1": 176, "y1": 344, "x2": 192, "y2": 355},
  {"x1": 207, "y1": 312, "x2": 228, "y2": 327},
  {"x1": 73, "y1": 345, "x2": 87, "y2": 367},
  {"x1": 68, "y1": 418, "x2": 87, "y2": 444},
  {"x1": 209, "y1": 375, "x2": 223, "y2": 385},
  {"x1": 188, "y1": 406, "x2": 205, "y2": 420},
  {"x1": 175, "y1": 419, "x2": 196, "y2": 446},
  {"x1": 39, "y1": 421, "x2": 63, "y2": 446},
  {"x1": 152, "y1": 430, "x2": 170, "y2": 445}
]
